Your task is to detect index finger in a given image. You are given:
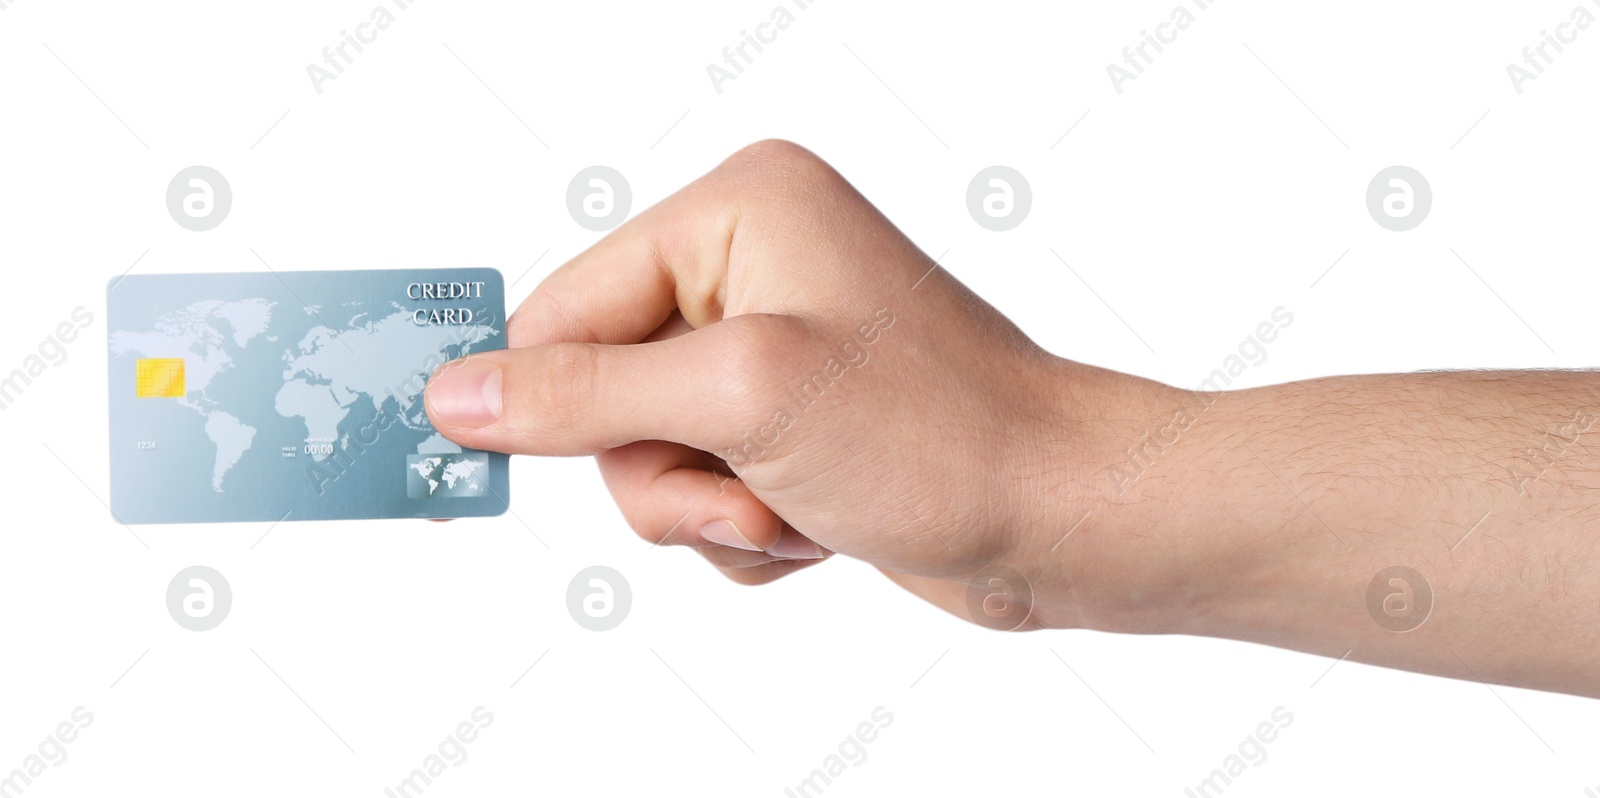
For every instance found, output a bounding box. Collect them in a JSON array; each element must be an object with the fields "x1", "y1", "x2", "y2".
[{"x1": 506, "y1": 139, "x2": 838, "y2": 350}]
